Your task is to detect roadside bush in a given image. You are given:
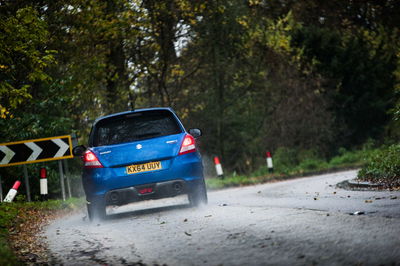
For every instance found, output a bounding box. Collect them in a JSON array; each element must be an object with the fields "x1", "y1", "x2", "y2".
[
  {"x1": 329, "y1": 148, "x2": 364, "y2": 167},
  {"x1": 295, "y1": 158, "x2": 328, "y2": 172},
  {"x1": 273, "y1": 147, "x2": 300, "y2": 174},
  {"x1": 274, "y1": 147, "x2": 329, "y2": 174},
  {"x1": 358, "y1": 144, "x2": 400, "y2": 186}
]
